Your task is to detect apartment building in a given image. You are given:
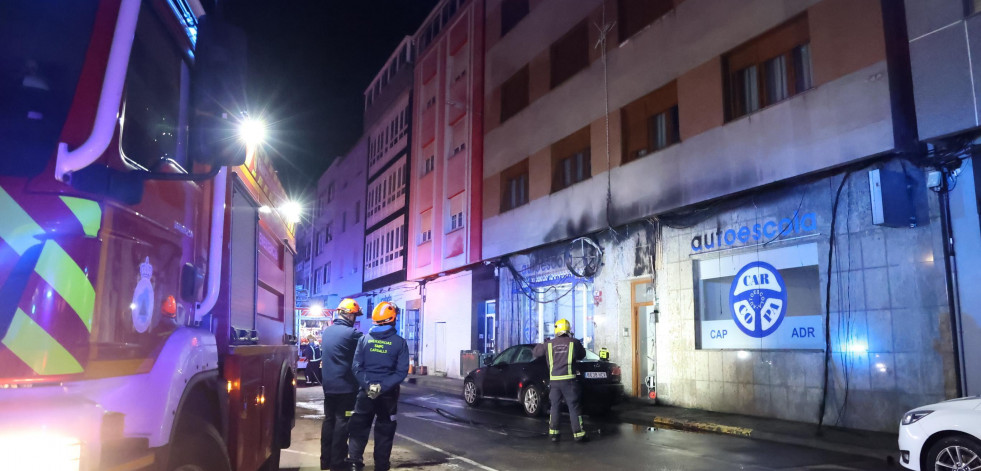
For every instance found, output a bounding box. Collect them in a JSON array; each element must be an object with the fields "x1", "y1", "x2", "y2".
[
  {"x1": 407, "y1": 0, "x2": 497, "y2": 378},
  {"x1": 481, "y1": 0, "x2": 950, "y2": 432},
  {"x1": 361, "y1": 37, "x2": 424, "y2": 362},
  {"x1": 310, "y1": 138, "x2": 368, "y2": 321}
]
